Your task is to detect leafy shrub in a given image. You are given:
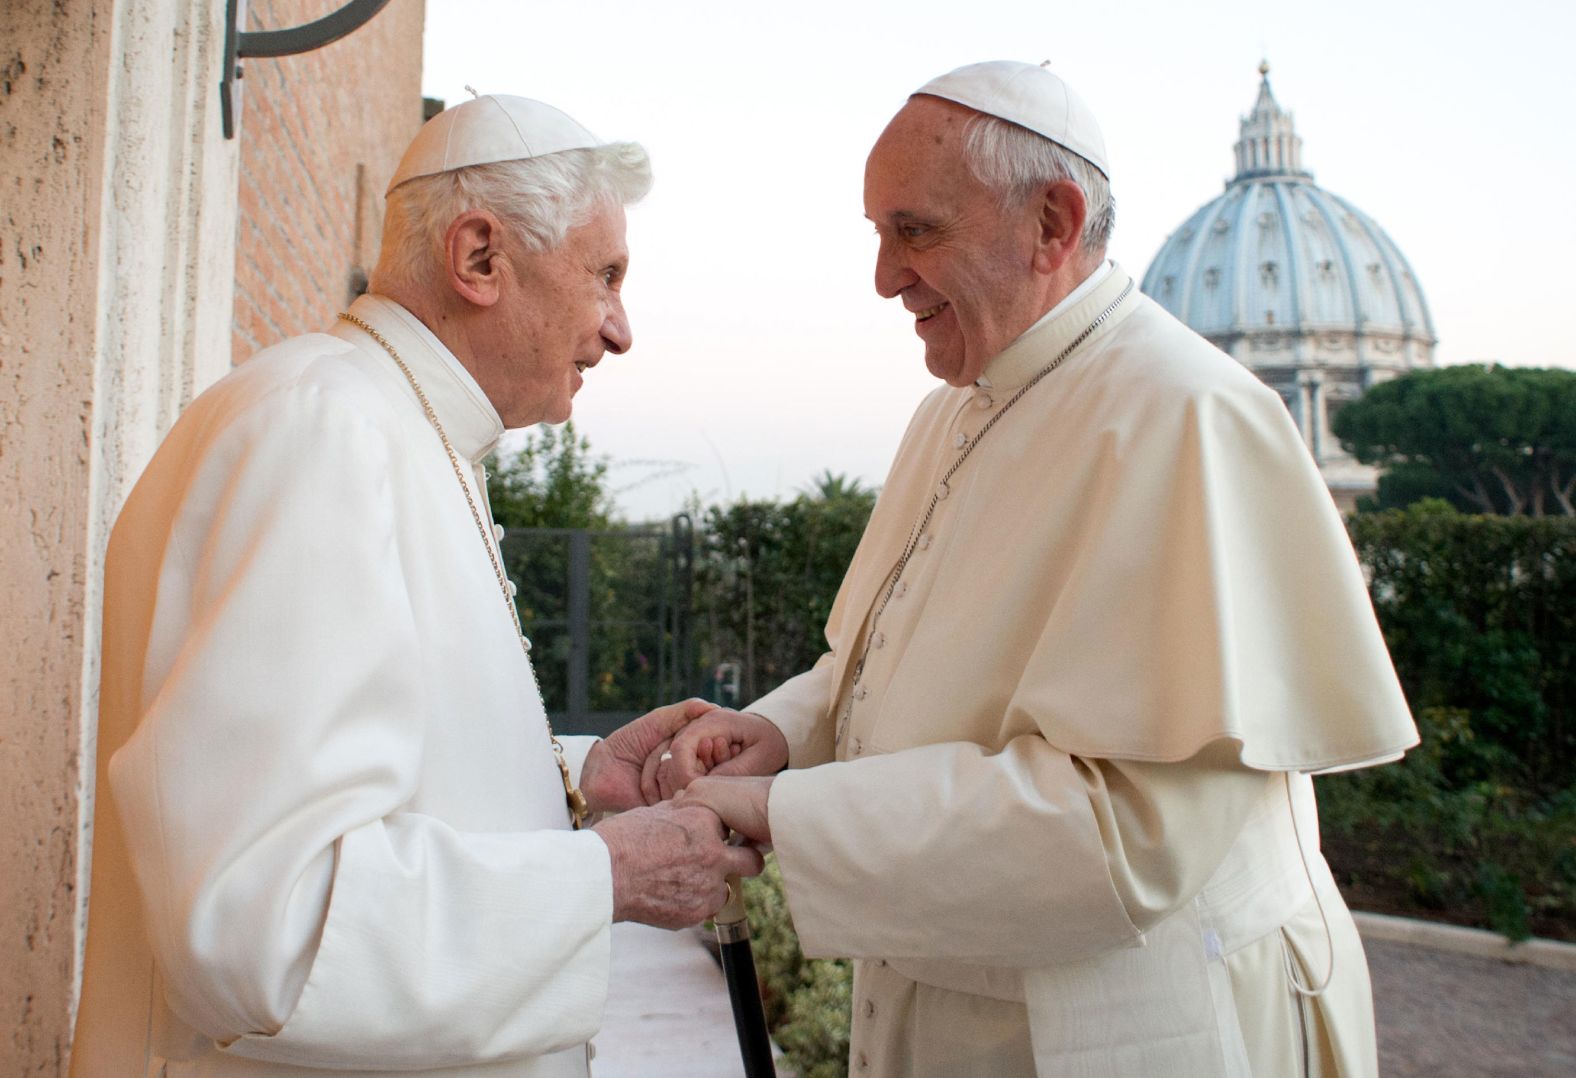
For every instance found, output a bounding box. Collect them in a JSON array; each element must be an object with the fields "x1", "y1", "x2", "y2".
[
  {"x1": 1320, "y1": 503, "x2": 1576, "y2": 940},
  {"x1": 1317, "y1": 705, "x2": 1576, "y2": 940},
  {"x1": 693, "y1": 476, "x2": 876, "y2": 702},
  {"x1": 744, "y1": 857, "x2": 852, "y2": 1077},
  {"x1": 1346, "y1": 501, "x2": 1575, "y2": 792},
  {"x1": 490, "y1": 428, "x2": 685, "y2": 728}
]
